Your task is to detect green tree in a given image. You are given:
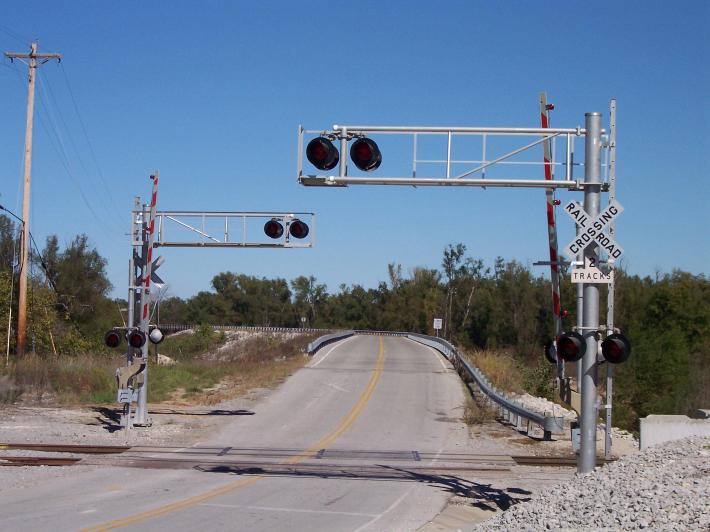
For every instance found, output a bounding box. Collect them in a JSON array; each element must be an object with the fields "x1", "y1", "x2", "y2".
[{"x1": 41, "y1": 234, "x2": 113, "y2": 338}]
